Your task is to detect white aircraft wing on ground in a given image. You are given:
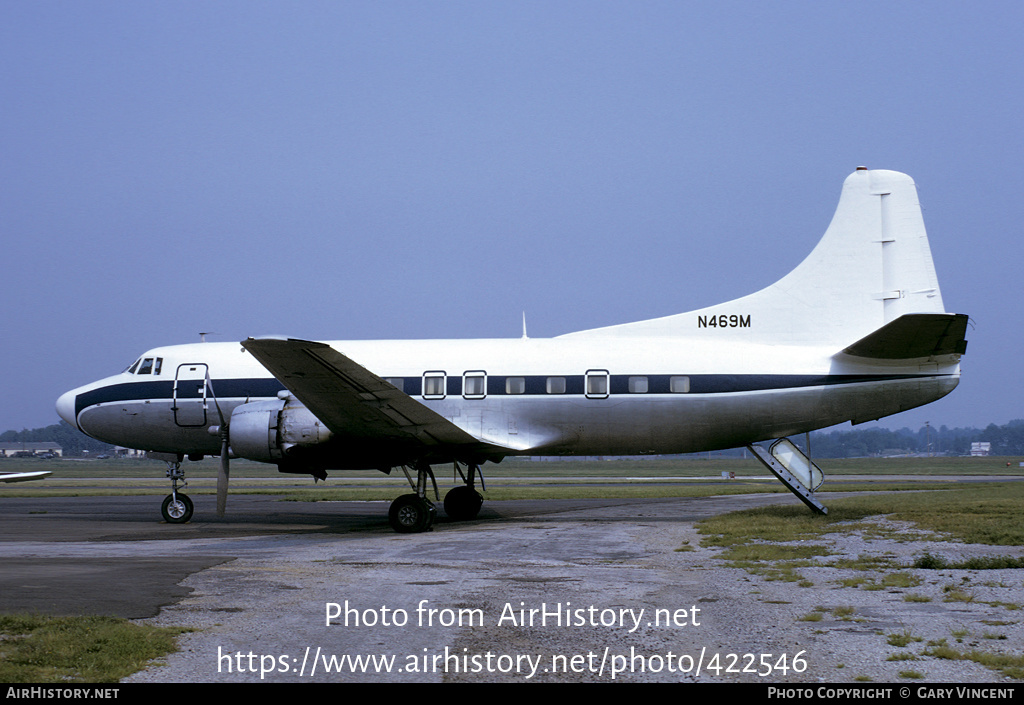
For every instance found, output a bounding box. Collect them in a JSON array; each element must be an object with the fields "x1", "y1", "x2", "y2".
[{"x1": 0, "y1": 471, "x2": 51, "y2": 483}]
